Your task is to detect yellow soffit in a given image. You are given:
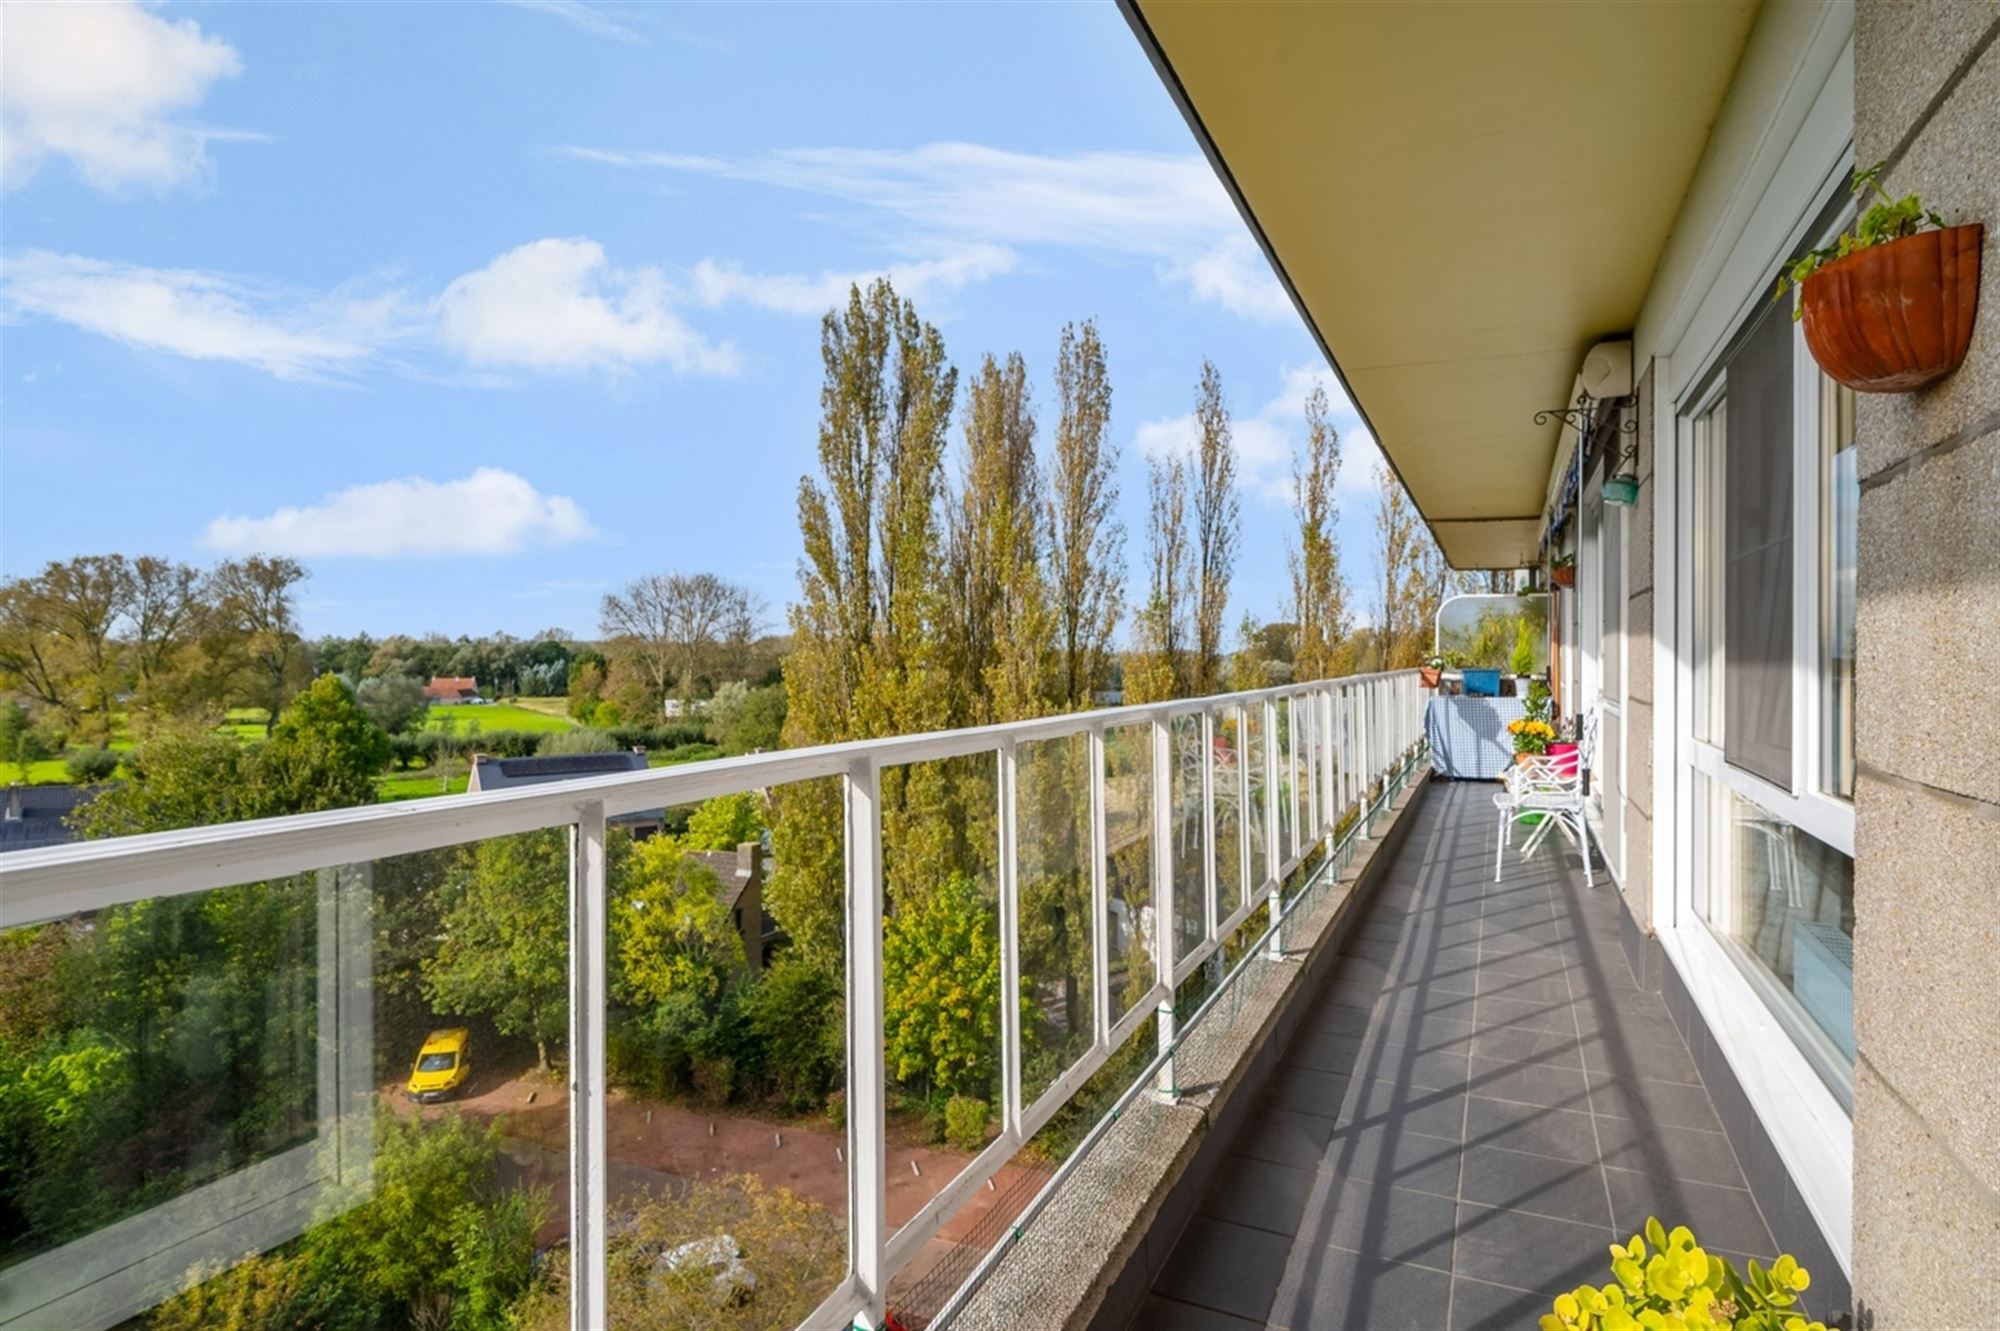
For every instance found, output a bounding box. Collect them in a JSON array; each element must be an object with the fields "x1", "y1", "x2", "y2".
[{"x1": 1124, "y1": 0, "x2": 1758, "y2": 568}]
